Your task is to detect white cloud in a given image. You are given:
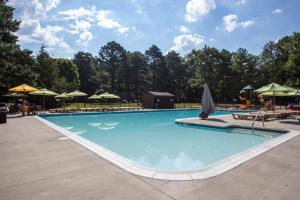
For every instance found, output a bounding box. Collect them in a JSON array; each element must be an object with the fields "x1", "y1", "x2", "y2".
[
  {"x1": 130, "y1": 0, "x2": 143, "y2": 14},
  {"x1": 272, "y1": 9, "x2": 283, "y2": 14},
  {"x1": 19, "y1": 21, "x2": 71, "y2": 51},
  {"x1": 223, "y1": 14, "x2": 254, "y2": 32},
  {"x1": 58, "y1": 6, "x2": 96, "y2": 21},
  {"x1": 44, "y1": 0, "x2": 60, "y2": 11},
  {"x1": 76, "y1": 31, "x2": 93, "y2": 47},
  {"x1": 179, "y1": 25, "x2": 191, "y2": 33},
  {"x1": 185, "y1": 0, "x2": 216, "y2": 22},
  {"x1": 69, "y1": 20, "x2": 93, "y2": 47},
  {"x1": 59, "y1": 7, "x2": 132, "y2": 35},
  {"x1": 235, "y1": 0, "x2": 247, "y2": 5},
  {"x1": 27, "y1": 0, "x2": 61, "y2": 17},
  {"x1": 170, "y1": 34, "x2": 205, "y2": 52},
  {"x1": 70, "y1": 20, "x2": 92, "y2": 32},
  {"x1": 96, "y1": 10, "x2": 129, "y2": 33},
  {"x1": 12, "y1": 0, "x2": 72, "y2": 51},
  {"x1": 117, "y1": 27, "x2": 130, "y2": 34},
  {"x1": 33, "y1": 25, "x2": 71, "y2": 51}
]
